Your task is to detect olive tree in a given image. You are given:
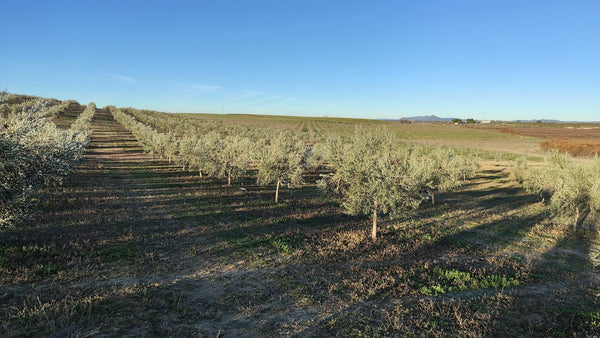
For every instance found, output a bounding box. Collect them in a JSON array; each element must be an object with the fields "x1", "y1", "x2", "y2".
[
  {"x1": 197, "y1": 132, "x2": 222, "y2": 178},
  {"x1": 254, "y1": 131, "x2": 307, "y2": 203},
  {"x1": 217, "y1": 135, "x2": 252, "y2": 185},
  {"x1": 419, "y1": 147, "x2": 478, "y2": 205},
  {"x1": 521, "y1": 150, "x2": 600, "y2": 231},
  {"x1": 1, "y1": 100, "x2": 93, "y2": 227},
  {"x1": 319, "y1": 129, "x2": 429, "y2": 240},
  {"x1": 511, "y1": 156, "x2": 529, "y2": 184},
  {"x1": 155, "y1": 132, "x2": 178, "y2": 163},
  {"x1": 176, "y1": 136, "x2": 197, "y2": 171},
  {"x1": 307, "y1": 135, "x2": 345, "y2": 171}
]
